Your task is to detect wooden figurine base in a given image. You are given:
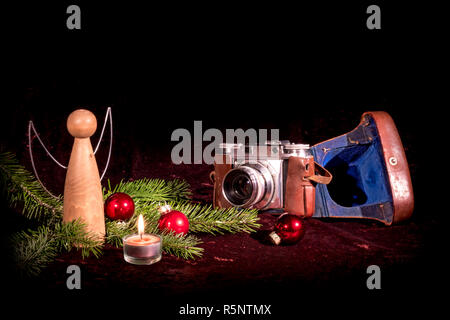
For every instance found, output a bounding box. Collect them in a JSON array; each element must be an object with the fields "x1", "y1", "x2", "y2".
[{"x1": 63, "y1": 109, "x2": 105, "y2": 240}]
